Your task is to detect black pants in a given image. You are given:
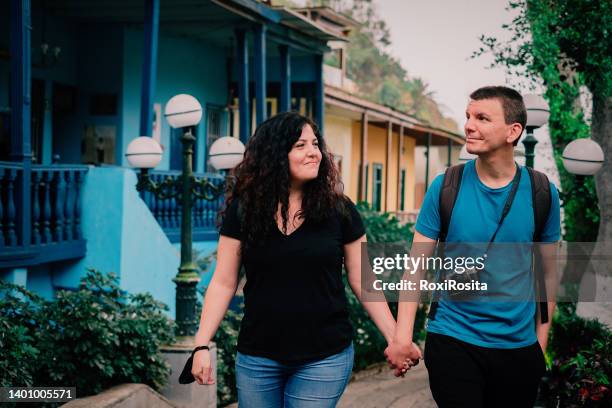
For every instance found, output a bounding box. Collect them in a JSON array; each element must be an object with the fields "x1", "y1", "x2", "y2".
[{"x1": 424, "y1": 332, "x2": 546, "y2": 408}]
